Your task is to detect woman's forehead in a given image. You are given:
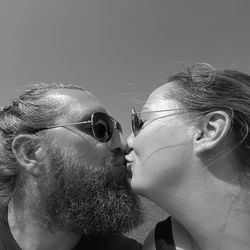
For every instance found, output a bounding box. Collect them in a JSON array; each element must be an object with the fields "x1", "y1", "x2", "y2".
[{"x1": 143, "y1": 82, "x2": 179, "y2": 111}]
